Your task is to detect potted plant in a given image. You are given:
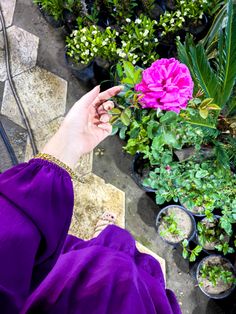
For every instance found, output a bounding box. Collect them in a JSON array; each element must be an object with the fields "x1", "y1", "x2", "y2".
[
  {"x1": 33, "y1": 0, "x2": 64, "y2": 28},
  {"x1": 197, "y1": 216, "x2": 234, "y2": 255},
  {"x1": 196, "y1": 255, "x2": 236, "y2": 298},
  {"x1": 156, "y1": 205, "x2": 196, "y2": 245}
]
